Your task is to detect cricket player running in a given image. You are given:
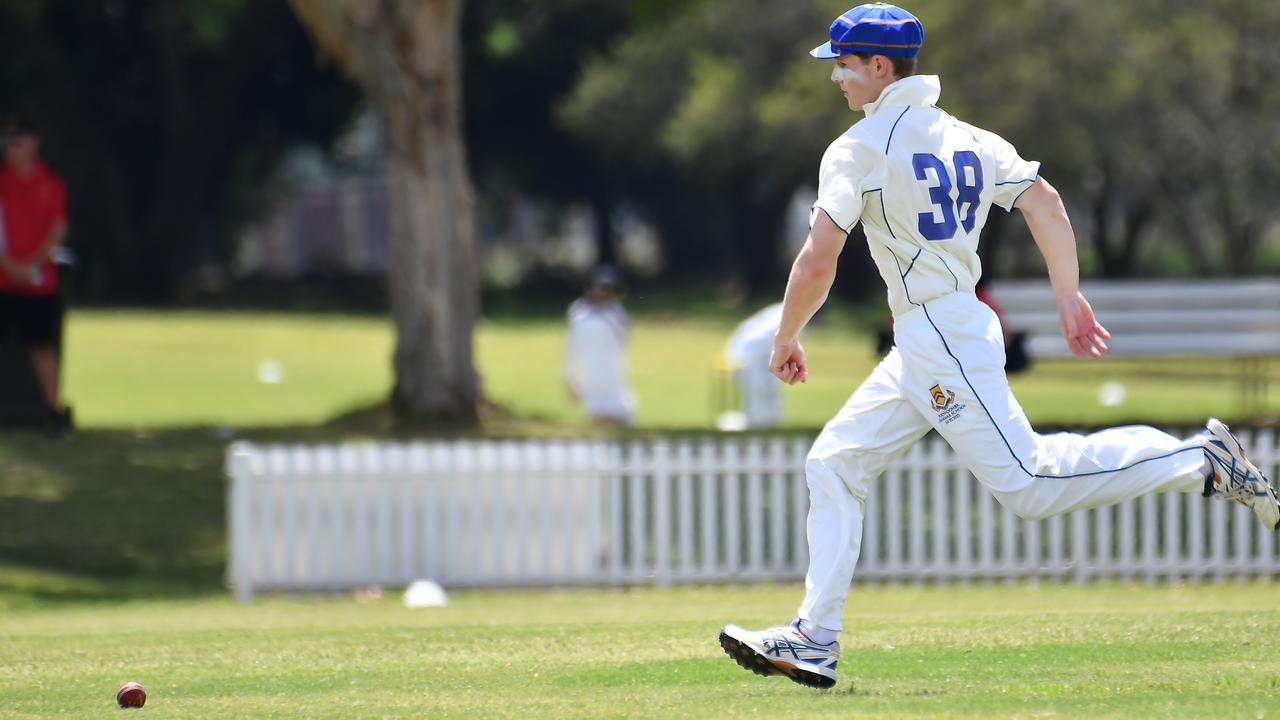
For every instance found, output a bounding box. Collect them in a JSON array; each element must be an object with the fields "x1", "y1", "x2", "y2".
[{"x1": 719, "y1": 2, "x2": 1280, "y2": 690}]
